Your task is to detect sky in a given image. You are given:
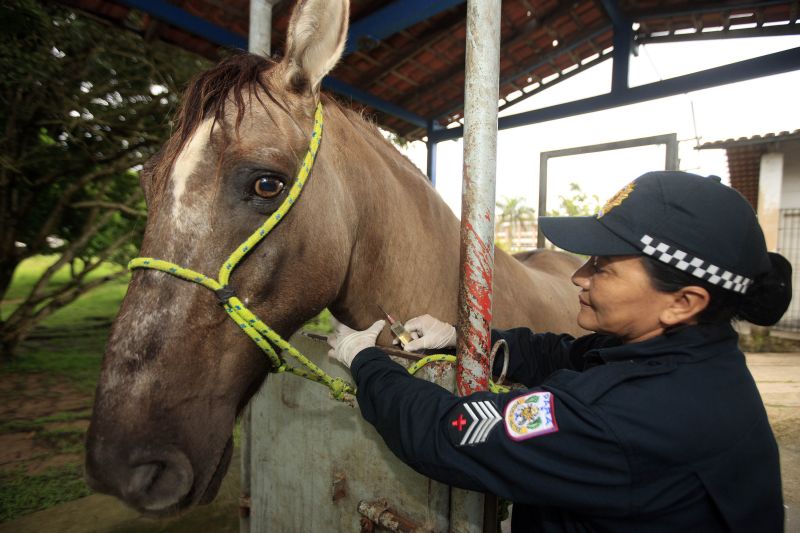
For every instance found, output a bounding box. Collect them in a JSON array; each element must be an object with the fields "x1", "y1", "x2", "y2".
[{"x1": 399, "y1": 34, "x2": 800, "y2": 218}]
